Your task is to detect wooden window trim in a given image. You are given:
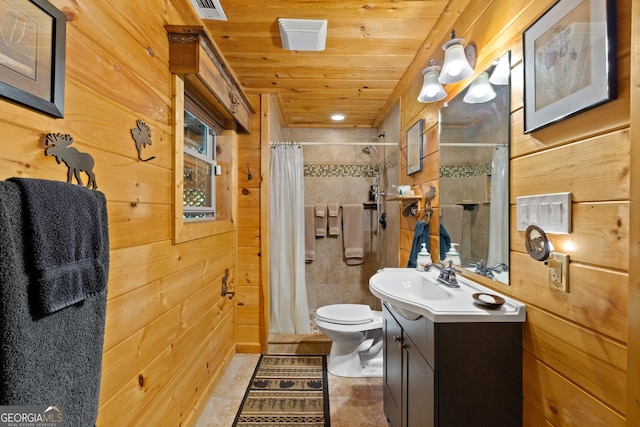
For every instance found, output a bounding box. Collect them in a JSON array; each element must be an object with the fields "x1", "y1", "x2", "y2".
[
  {"x1": 184, "y1": 88, "x2": 225, "y2": 135},
  {"x1": 172, "y1": 75, "x2": 237, "y2": 244}
]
